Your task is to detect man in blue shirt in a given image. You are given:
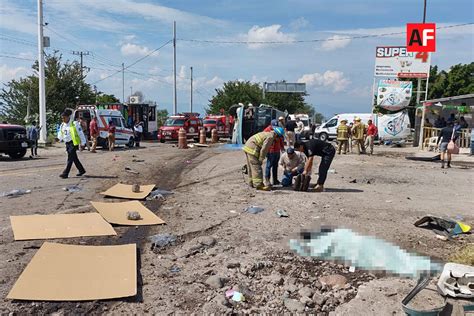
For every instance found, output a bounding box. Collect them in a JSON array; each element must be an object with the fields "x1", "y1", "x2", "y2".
[{"x1": 27, "y1": 121, "x2": 40, "y2": 158}]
